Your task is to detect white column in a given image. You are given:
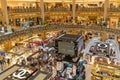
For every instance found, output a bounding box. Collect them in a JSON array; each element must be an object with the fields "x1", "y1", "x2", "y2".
[
  {"x1": 104, "y1": 0, "x2": 109, "y2": 22},
  {"x1": 40, "y1": 0, "x2": 44, "y2": 24},
  {"x1": 72, "y1": 0, "x2": 76, "y2": 23},
  {"x1": 1, "y1": 0, "x2": 9, "y2": 25}
]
